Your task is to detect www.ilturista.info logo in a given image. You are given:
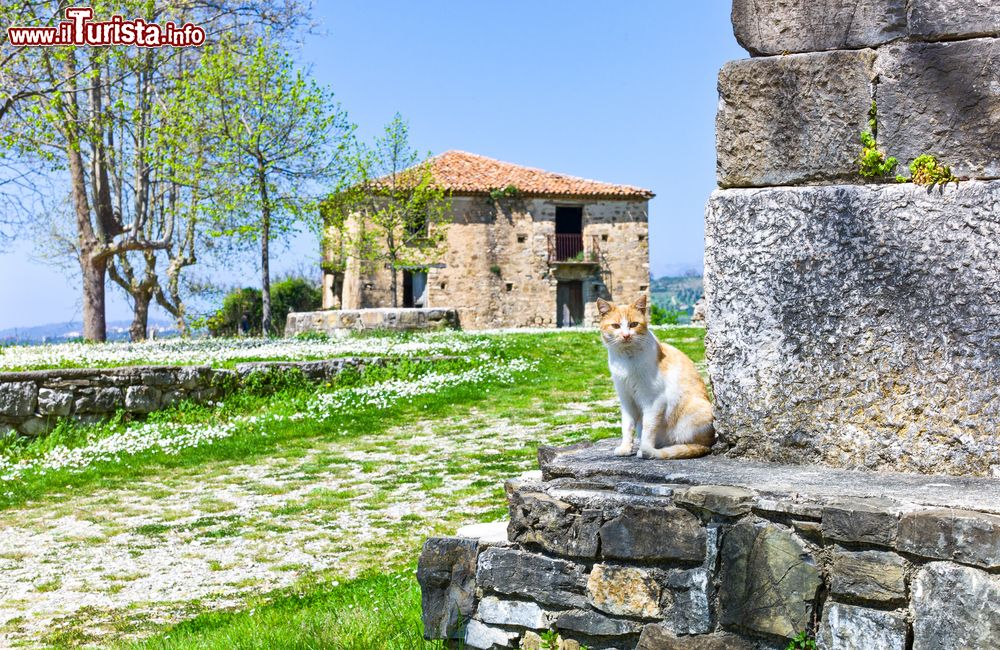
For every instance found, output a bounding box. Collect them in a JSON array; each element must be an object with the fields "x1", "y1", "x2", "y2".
[{"x1": 7, "y1": 7, "x2": 206, "y2": 48}]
